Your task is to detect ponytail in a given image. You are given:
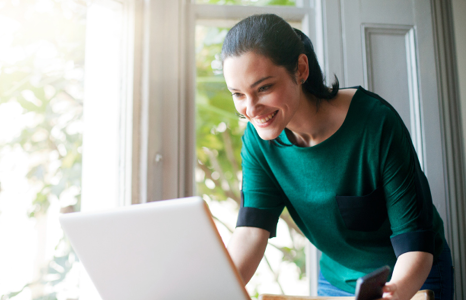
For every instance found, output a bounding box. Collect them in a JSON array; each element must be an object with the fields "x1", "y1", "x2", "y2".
[{"x1": 293, "y1": 28, "x2": 339, "y2": 100}]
